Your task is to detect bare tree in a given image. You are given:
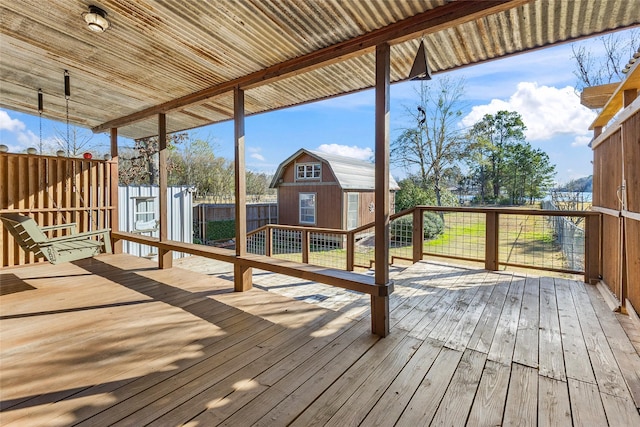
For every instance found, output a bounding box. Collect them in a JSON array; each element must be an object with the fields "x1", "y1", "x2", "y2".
[
  {"x1": 391, "y1": 76, "x2": 467, "y2": 206},
  {"x1": 572, "y1": 30, "x2": 639, "y2": 92},
  {"x1": 50, "y1": 125, "x2": 99, "y2": 157}
]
